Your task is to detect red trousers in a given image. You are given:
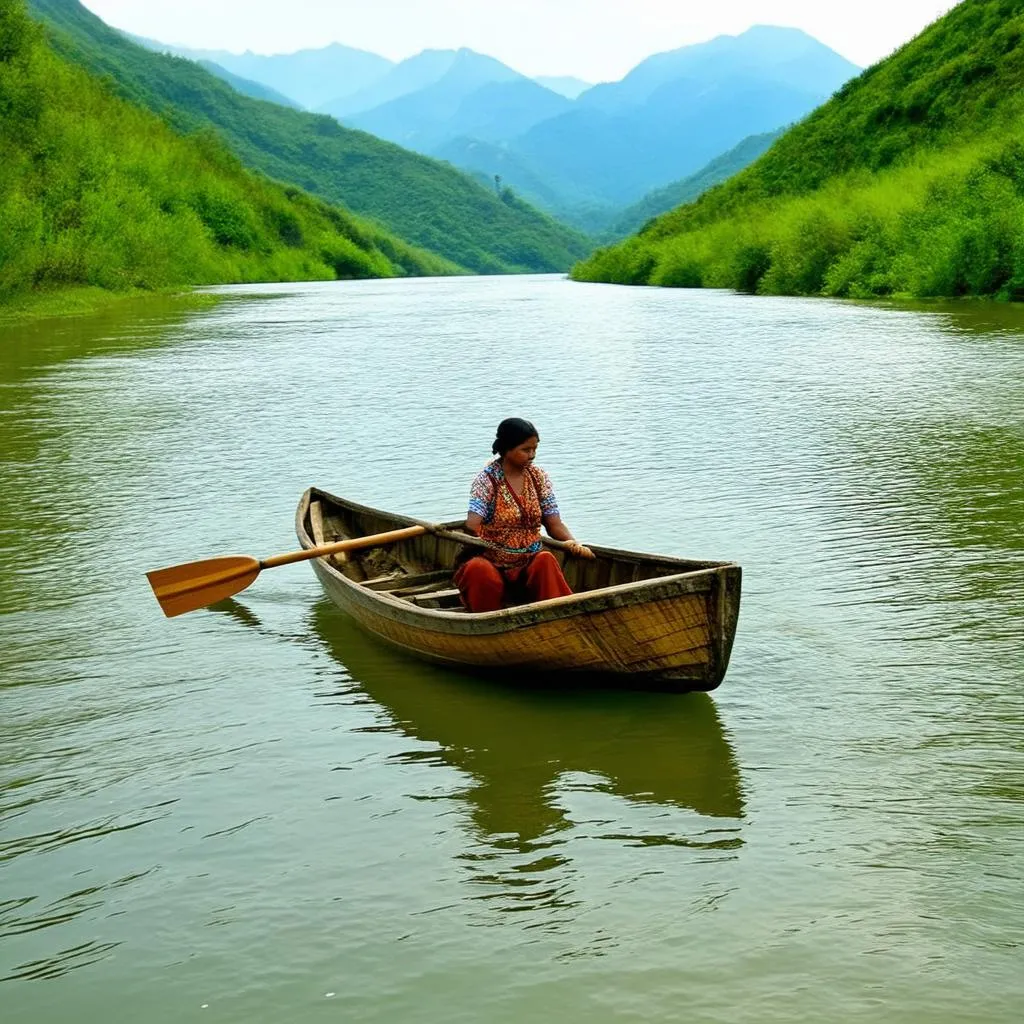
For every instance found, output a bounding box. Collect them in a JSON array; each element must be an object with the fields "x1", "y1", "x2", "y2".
[{"x1": 454, "y1": 551, "x2": 572, "y2": 612}]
